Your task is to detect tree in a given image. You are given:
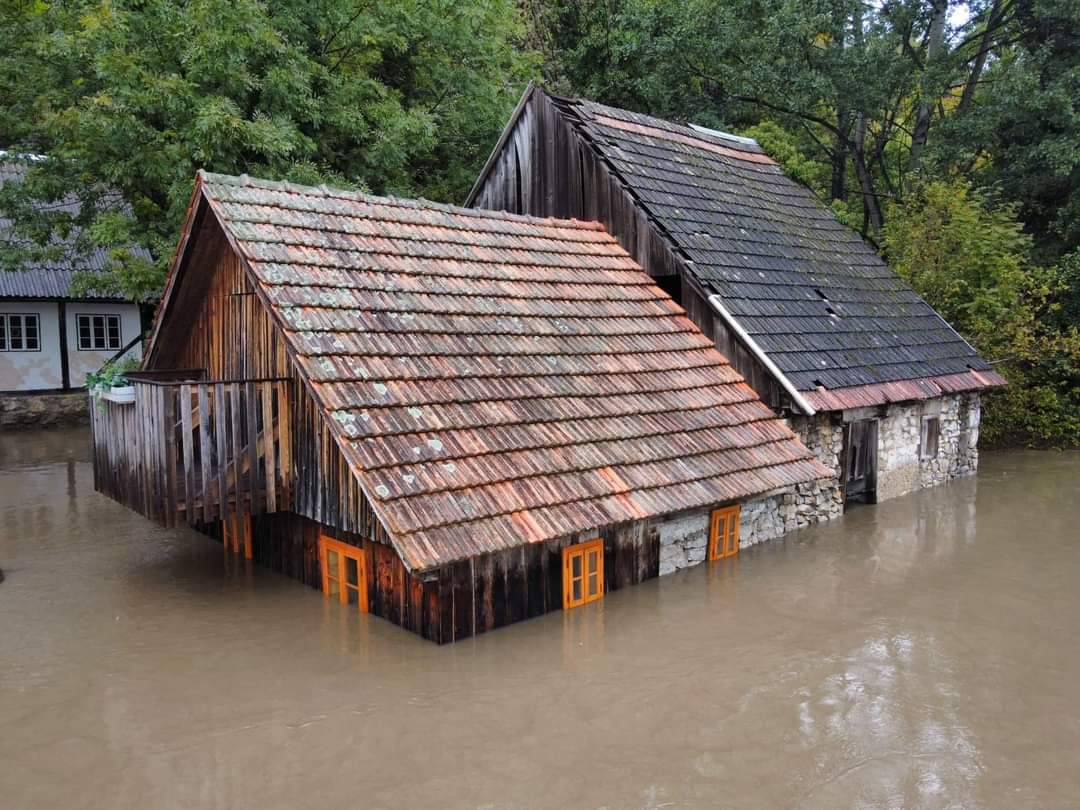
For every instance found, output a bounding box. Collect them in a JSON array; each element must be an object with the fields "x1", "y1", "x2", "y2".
[
  {"x1": 883, "y1": 180, "x2": 1080, "y2": 447},
  {"x1": 0, "y1": 0, "x2": 535, "y2": 301}
]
